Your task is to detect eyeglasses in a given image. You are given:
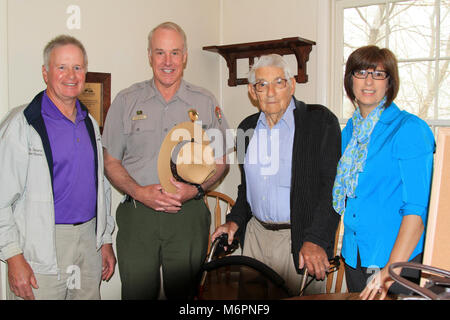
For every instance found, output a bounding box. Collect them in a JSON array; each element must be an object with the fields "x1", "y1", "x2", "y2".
[
  {"x1": 352, "y1": 69, "x2": 389, "y2": 80},
  {"x1": 253, "y1": 77, "x2": 288, "y2": 92}
]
